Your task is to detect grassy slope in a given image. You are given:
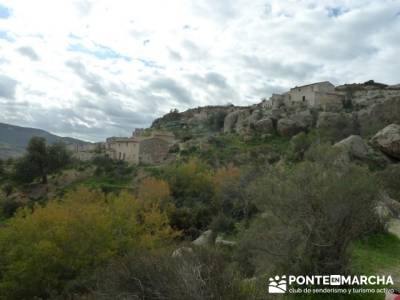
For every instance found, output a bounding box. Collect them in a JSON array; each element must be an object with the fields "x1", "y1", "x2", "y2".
[{"x1": 285, "y1": 233, "x2": 400, "y2": 300}]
